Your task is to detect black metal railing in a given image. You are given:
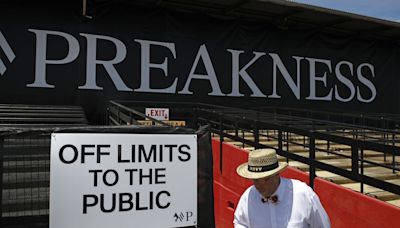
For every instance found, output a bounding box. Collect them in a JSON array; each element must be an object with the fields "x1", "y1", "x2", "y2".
[
  {"x1": 108, "y1": 100, "x2": 400, "y2": 196},
  {"x1": 0, "y1": 129, "x2": 53, "y2": 227},
  {"x1": 256, "y1": 106, "x2": 400, "y2": 130}
]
